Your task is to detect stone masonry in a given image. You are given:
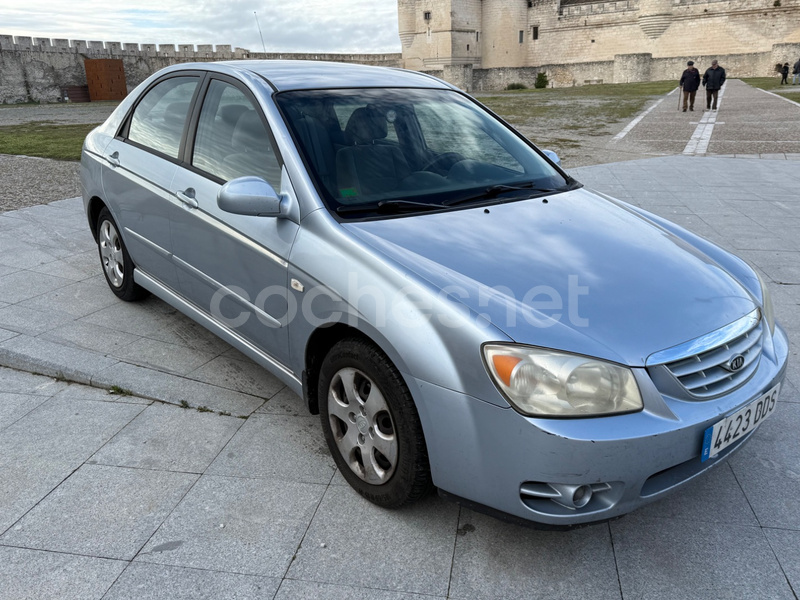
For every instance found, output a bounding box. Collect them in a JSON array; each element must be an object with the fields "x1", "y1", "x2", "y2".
[
  {"x1": 399, "y1": 0, "x2": 800, "y2": 89},
  {"x1": 0, "y1": 35, "x2": 402, "y2": 104}
]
